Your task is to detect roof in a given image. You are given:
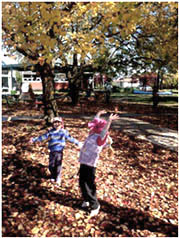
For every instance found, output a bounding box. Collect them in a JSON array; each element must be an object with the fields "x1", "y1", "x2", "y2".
[
  {"x1": 2, "y1": 64, "x2": 33, "y2": 71},
  {"x1": 2, "y1": 63, "x2": 95, "y2": 73}
]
